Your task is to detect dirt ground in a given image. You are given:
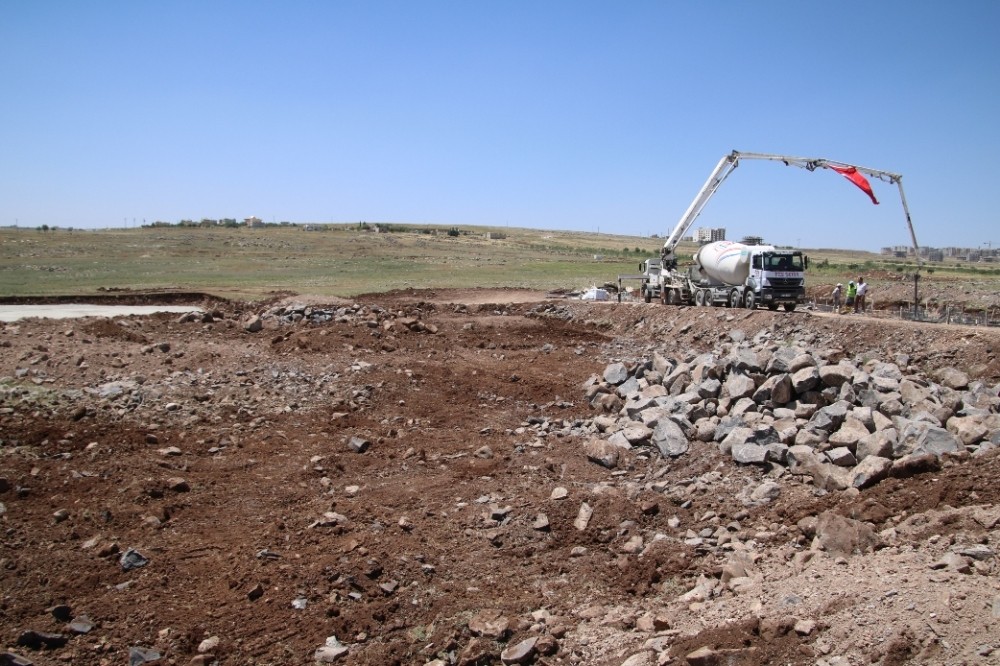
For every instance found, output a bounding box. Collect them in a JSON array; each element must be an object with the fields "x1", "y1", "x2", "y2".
[{"x1": 2, "y1": 288, "x2": 1000, "y2": 666}]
